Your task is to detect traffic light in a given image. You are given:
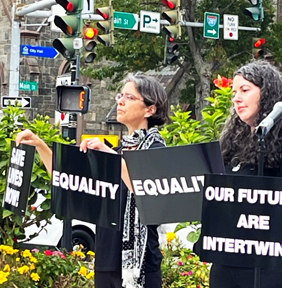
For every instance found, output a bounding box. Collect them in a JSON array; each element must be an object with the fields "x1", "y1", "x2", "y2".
[
  {"x1": 243, "y1": 0, "x2": 264, "y2": 21},
  {"x1": 252, "y1": 37, "x2": 266, "y2": 59},
  {"x1": 53, "y1": 0, "x2": 82, "y2": 59},
  {"x1": 82, "y1": 26, "x2": 98, "y2": 63},
  {"x1": 162, "y1": 0, "x2": 181, "y2": 38},
  {"x1": 56, "y1": 85, "x2": 91, "y2": 114},
  {"x1": 96, "y1": 4, "x2": 114, "y2": 46},
  {"x1": 165, "y1": 36, "x2": 179, "y2": 65}
]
